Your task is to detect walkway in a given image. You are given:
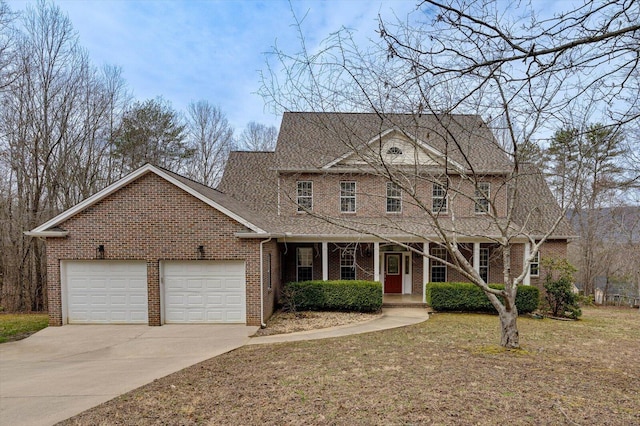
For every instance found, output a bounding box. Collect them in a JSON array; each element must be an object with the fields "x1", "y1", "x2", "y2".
[{"x1": 249, "y1": 307, "x2": 429, "y2": 345}]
